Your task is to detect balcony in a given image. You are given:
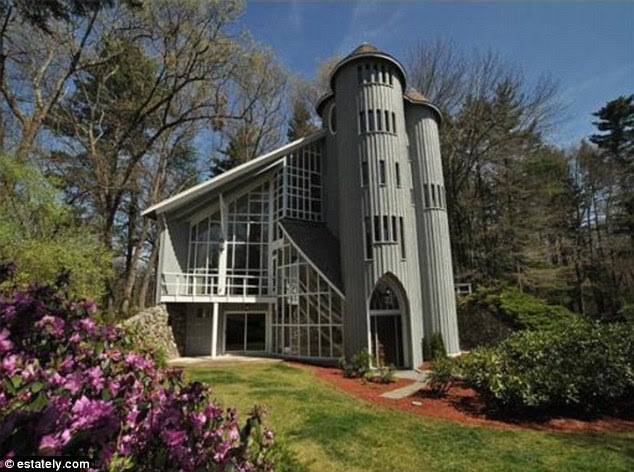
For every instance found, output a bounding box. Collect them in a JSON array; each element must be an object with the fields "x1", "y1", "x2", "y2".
[{"x1": 159, "y1": 271, "x2": 274, "y2": 303}]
